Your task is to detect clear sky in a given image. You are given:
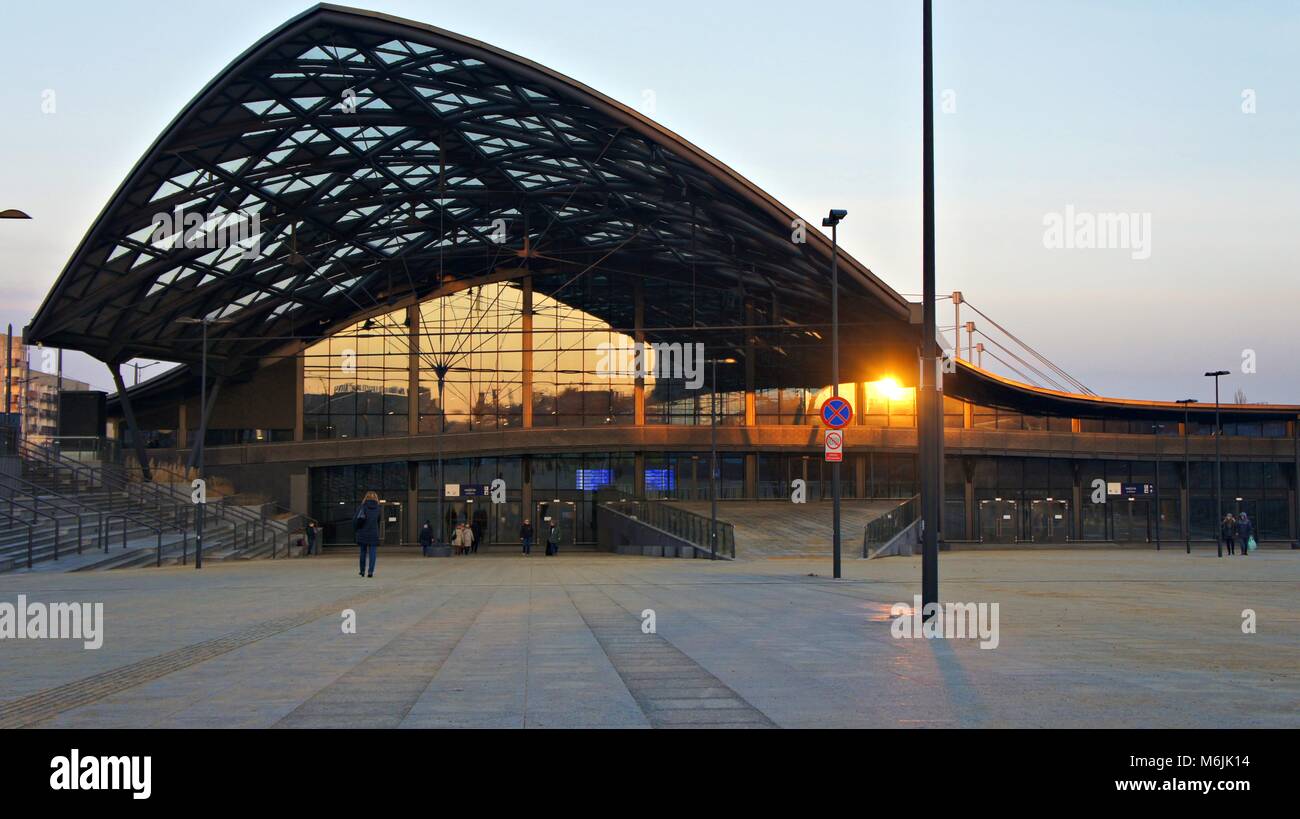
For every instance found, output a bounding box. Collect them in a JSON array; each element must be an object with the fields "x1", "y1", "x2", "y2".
[{"x1": 1, "y1": 0, "x2": 1297, "y2": 402}]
